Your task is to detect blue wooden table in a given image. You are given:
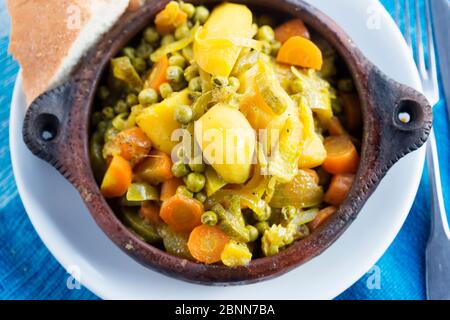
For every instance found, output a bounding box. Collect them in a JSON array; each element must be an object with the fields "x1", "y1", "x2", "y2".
[{"x1": 0, "y1": 0, "x2": 449, "y2": 300}]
